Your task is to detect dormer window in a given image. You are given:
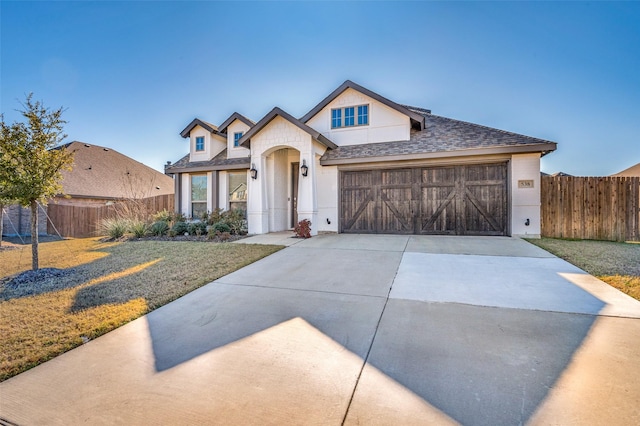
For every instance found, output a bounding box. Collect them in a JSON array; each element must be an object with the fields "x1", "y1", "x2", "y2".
[
  {"x1": 234, "y1": 132, "x2": 243, "y2": 147},
  {"x1": 331, "y1": 104, "x2": 369, "y2": 128},
  {"x1": 195, "y1": 136, "x2": 205, "y2": 151}
]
